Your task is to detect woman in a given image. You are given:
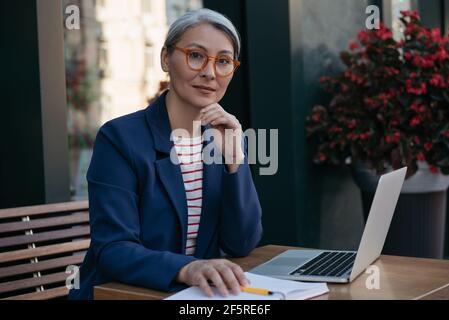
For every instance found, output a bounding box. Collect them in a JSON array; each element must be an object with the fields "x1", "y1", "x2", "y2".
[{"x1": 69, "y1": 8, "x2": 262, "y2": 300}]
